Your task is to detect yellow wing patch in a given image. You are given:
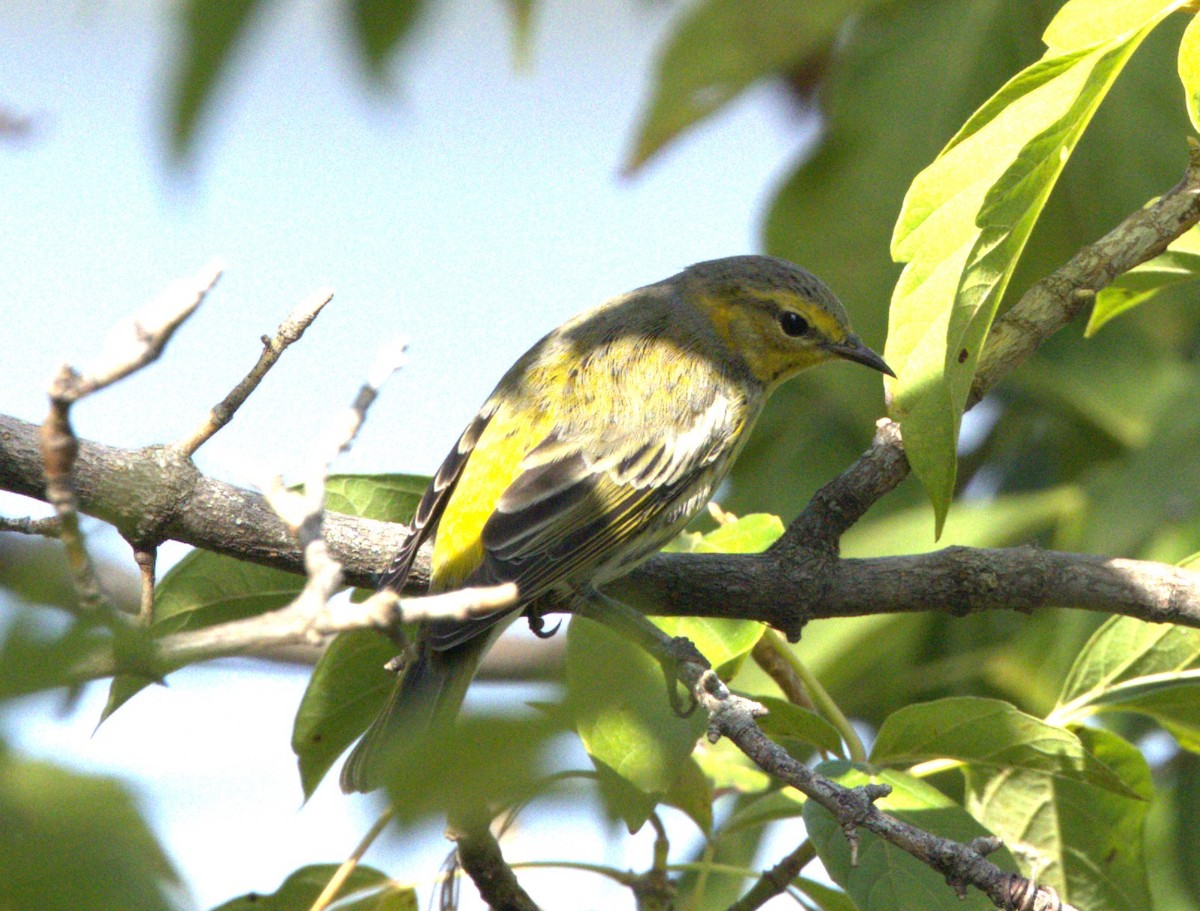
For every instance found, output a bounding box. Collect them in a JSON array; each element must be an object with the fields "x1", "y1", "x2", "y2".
[{"x1": 430, "y1": 402, "x2": 554, "y2": 591}]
